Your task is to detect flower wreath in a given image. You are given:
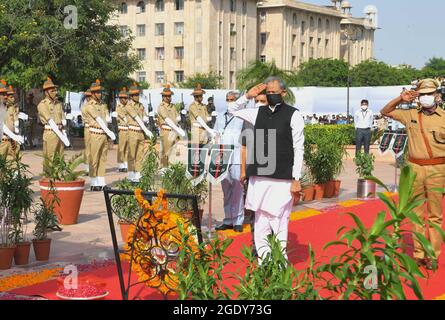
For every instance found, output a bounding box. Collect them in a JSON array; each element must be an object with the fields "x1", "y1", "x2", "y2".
[{"x1": 121, "y1": 189, "x2": 199, "y2": 296}]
